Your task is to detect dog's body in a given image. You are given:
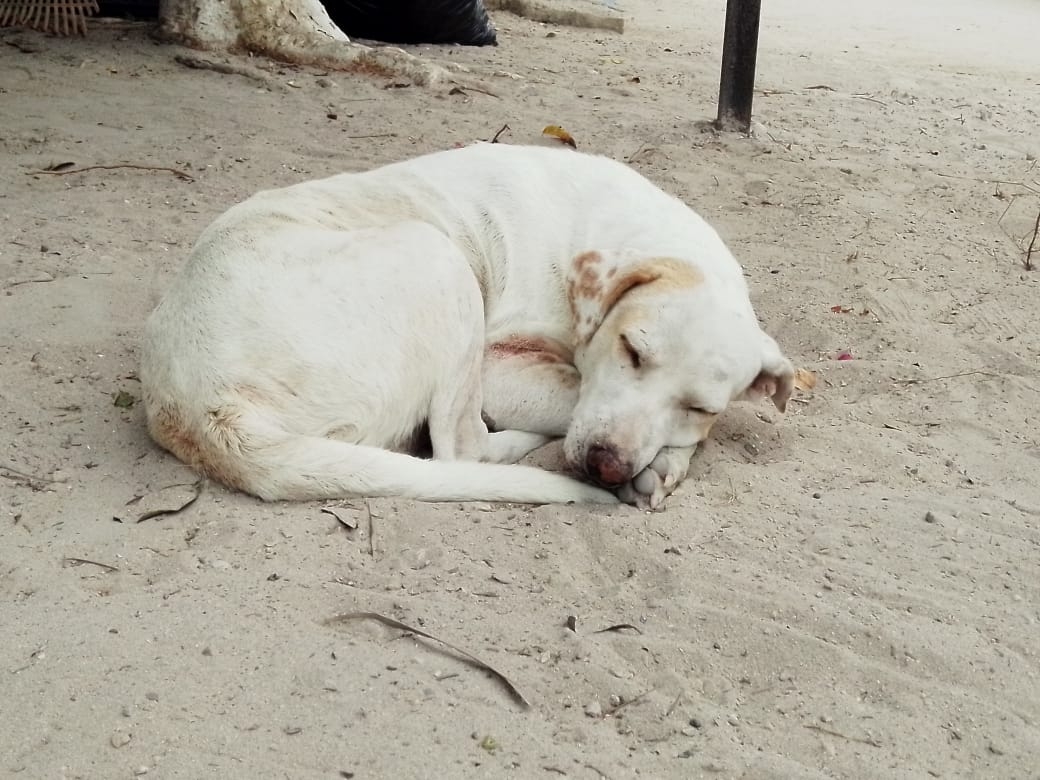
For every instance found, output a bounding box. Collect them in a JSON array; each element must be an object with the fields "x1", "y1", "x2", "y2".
[{"x1": 140, "y1": 143, "x2": 793, "y2": 506}]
